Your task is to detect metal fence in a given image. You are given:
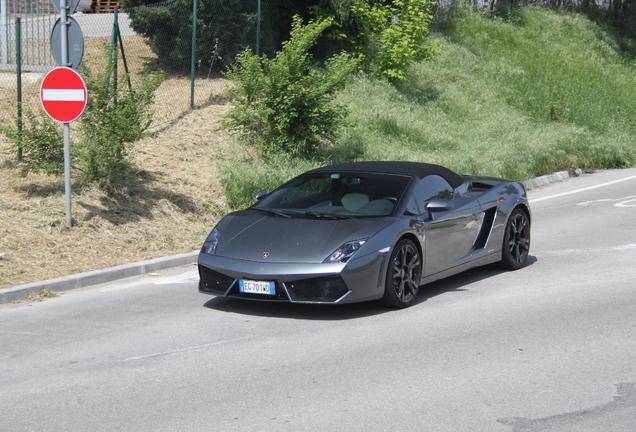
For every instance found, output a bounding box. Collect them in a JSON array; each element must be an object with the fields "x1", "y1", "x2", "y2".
[
  {"x1": 0, "y1": 0, "x2": 269, "y2": 139},
  {"x1": 0, "y1": 0, "x2": 56, "y2": 71}
]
